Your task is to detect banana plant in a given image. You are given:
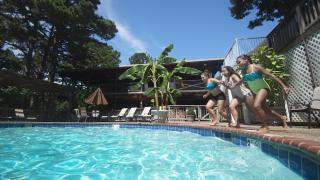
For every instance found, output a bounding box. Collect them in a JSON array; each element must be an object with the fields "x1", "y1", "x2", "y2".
[
  {"x1": 119, "y1": 44, "x2": 201, "y2": 110},
  {"x1": 159, "y1": 60, "x2": 201, "y2": 107}
]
